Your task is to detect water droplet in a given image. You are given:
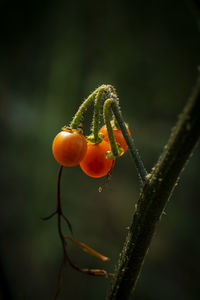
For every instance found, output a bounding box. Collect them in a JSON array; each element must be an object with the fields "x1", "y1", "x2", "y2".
[{"x1": 98, "y1": 186, "x2": 102, "y2": 193}]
